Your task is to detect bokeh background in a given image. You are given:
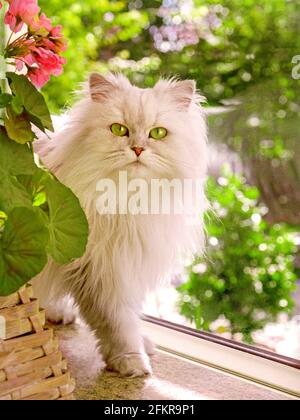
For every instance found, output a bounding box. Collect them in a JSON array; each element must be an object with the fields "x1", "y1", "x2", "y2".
[{"x1": 40, "y1": 0, "x2": 300, "y2": 356}]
